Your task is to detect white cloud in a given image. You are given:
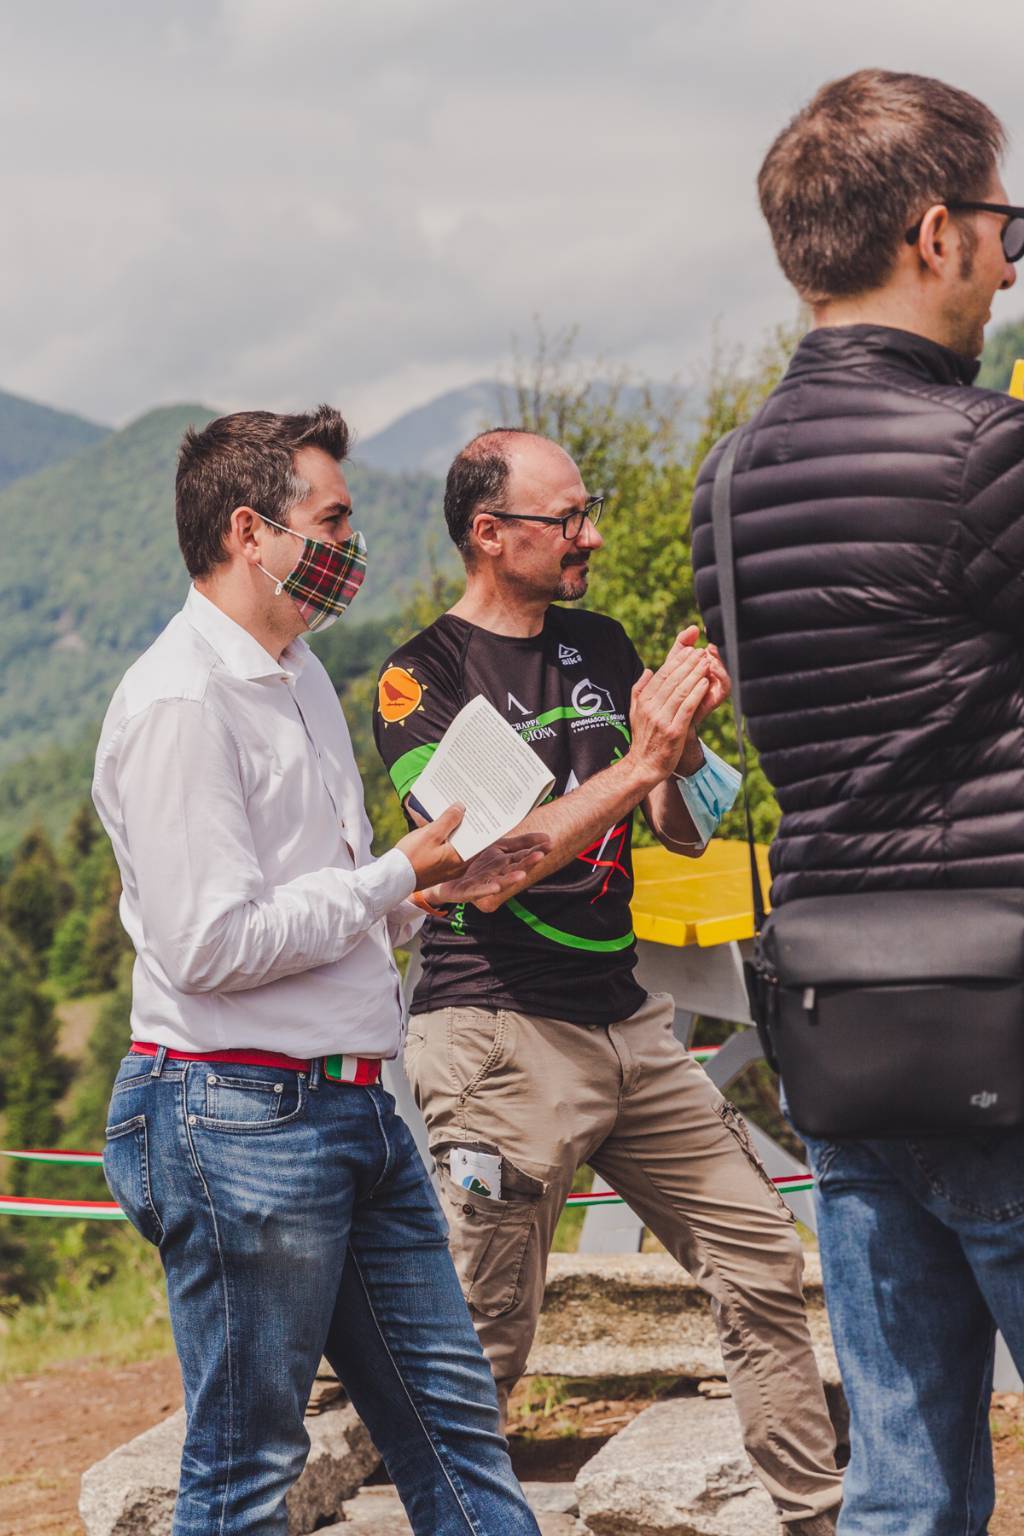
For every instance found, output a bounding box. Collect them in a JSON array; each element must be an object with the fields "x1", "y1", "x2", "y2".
[{"x1": 2, "y1": 0, "x2": 1023, "y2": 434}]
